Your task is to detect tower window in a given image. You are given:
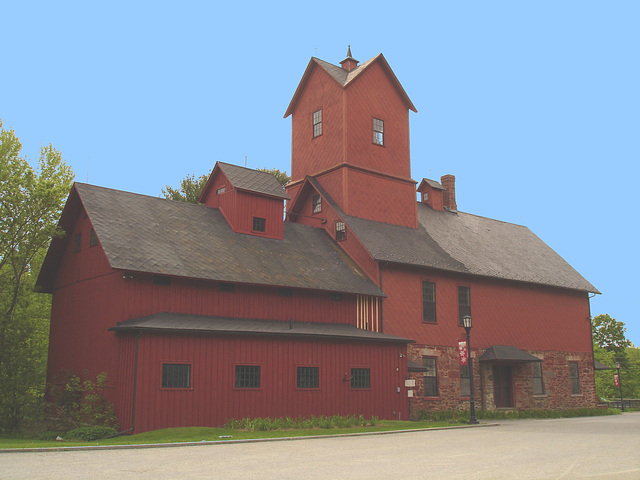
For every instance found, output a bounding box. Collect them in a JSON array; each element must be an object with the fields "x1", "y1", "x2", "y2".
[
  {"x1": 335, "y1": 221, "x2": 346, "y2": 241},
  {"x1": 373, "y1": 118, "x2": 384, "y2": 146},
  {"x1": 313, "y1": 109, "x2": 322, "y2": 137}
]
